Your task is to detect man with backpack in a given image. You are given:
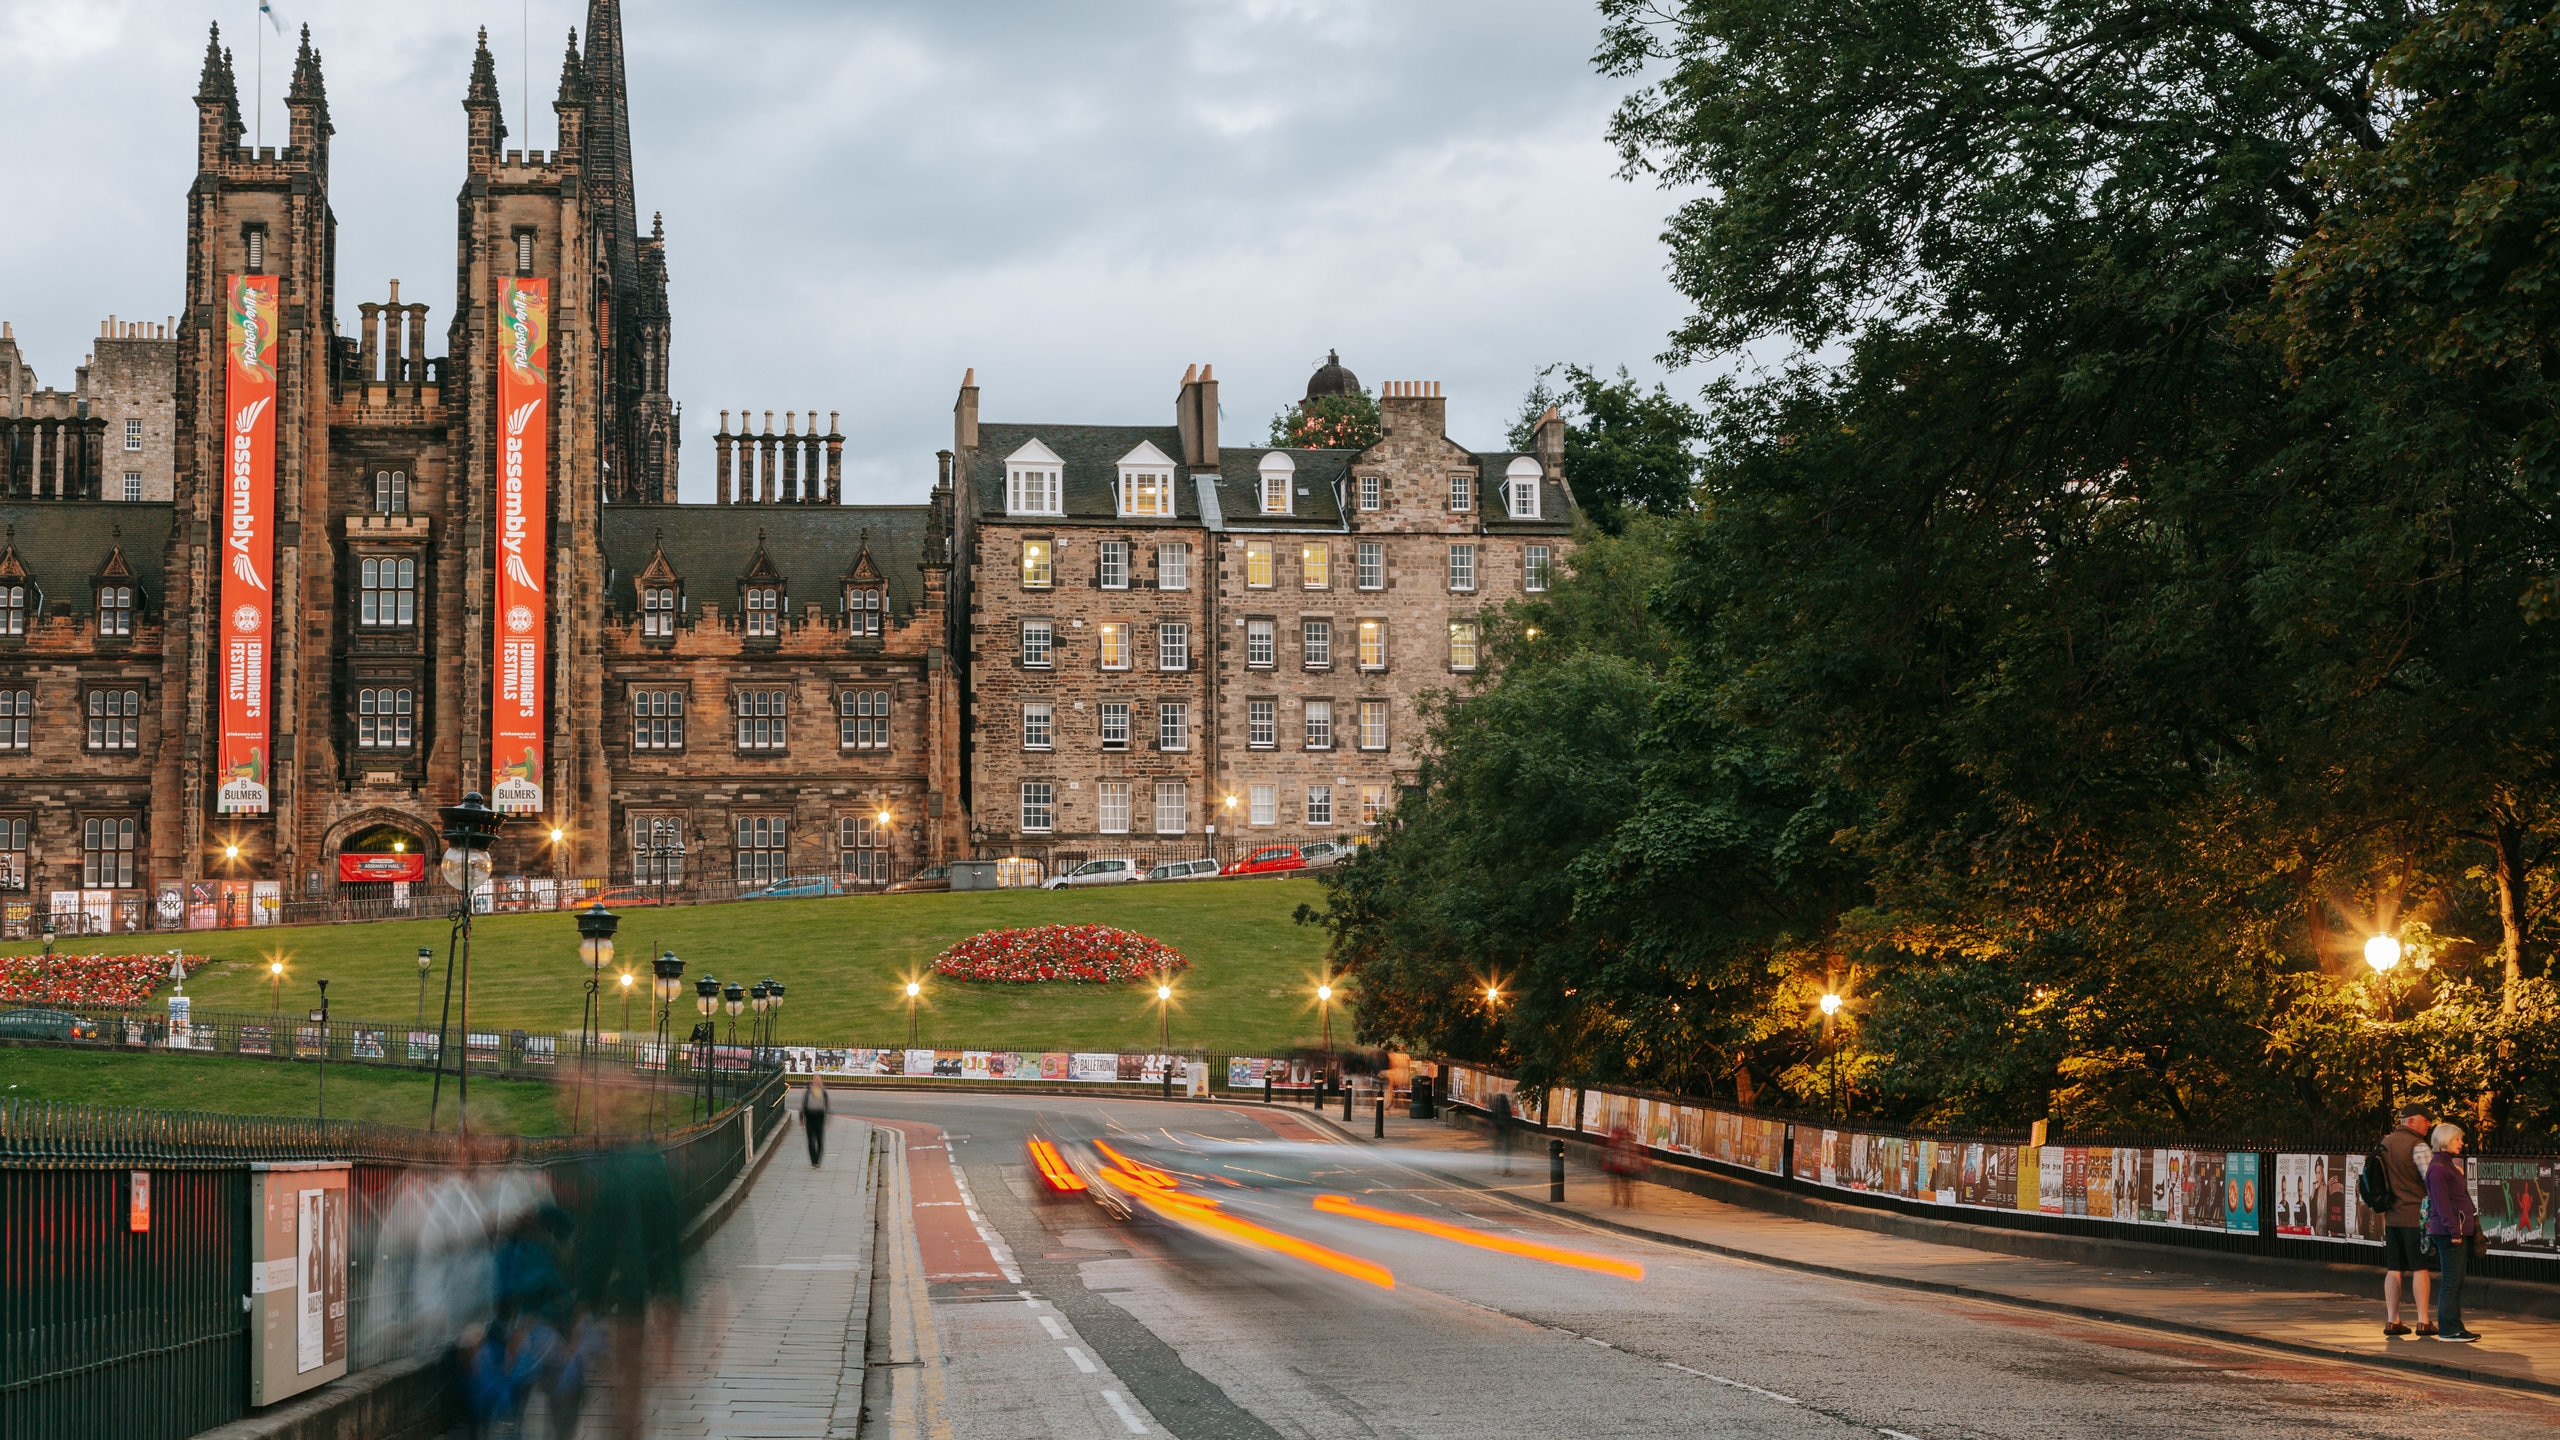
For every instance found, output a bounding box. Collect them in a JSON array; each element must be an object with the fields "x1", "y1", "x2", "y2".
[{"x1": 2374, "y1": 1102, "x2": 2436, "y2": 1337}]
